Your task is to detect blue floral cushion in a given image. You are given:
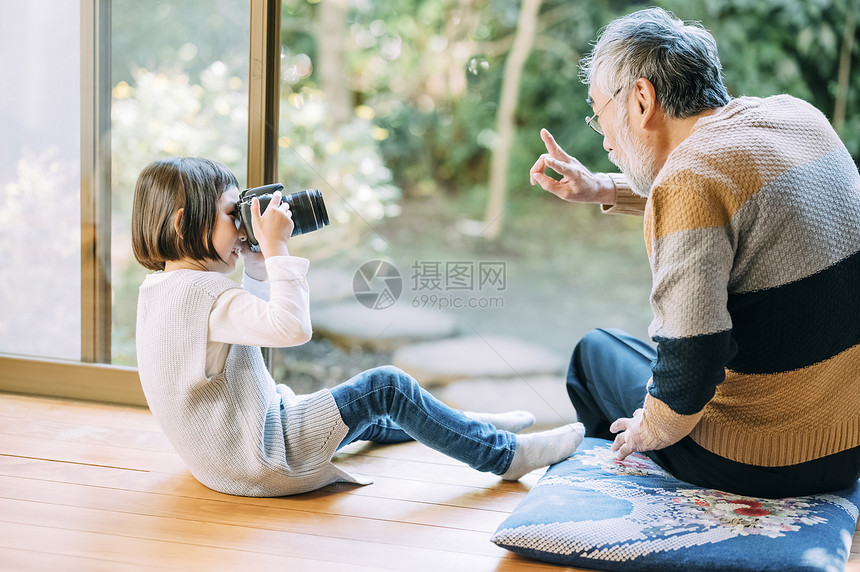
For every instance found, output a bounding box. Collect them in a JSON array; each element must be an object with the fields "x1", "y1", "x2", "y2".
[{"x1": 492, "y1": 438, "x2": 860, "y2": 571}]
